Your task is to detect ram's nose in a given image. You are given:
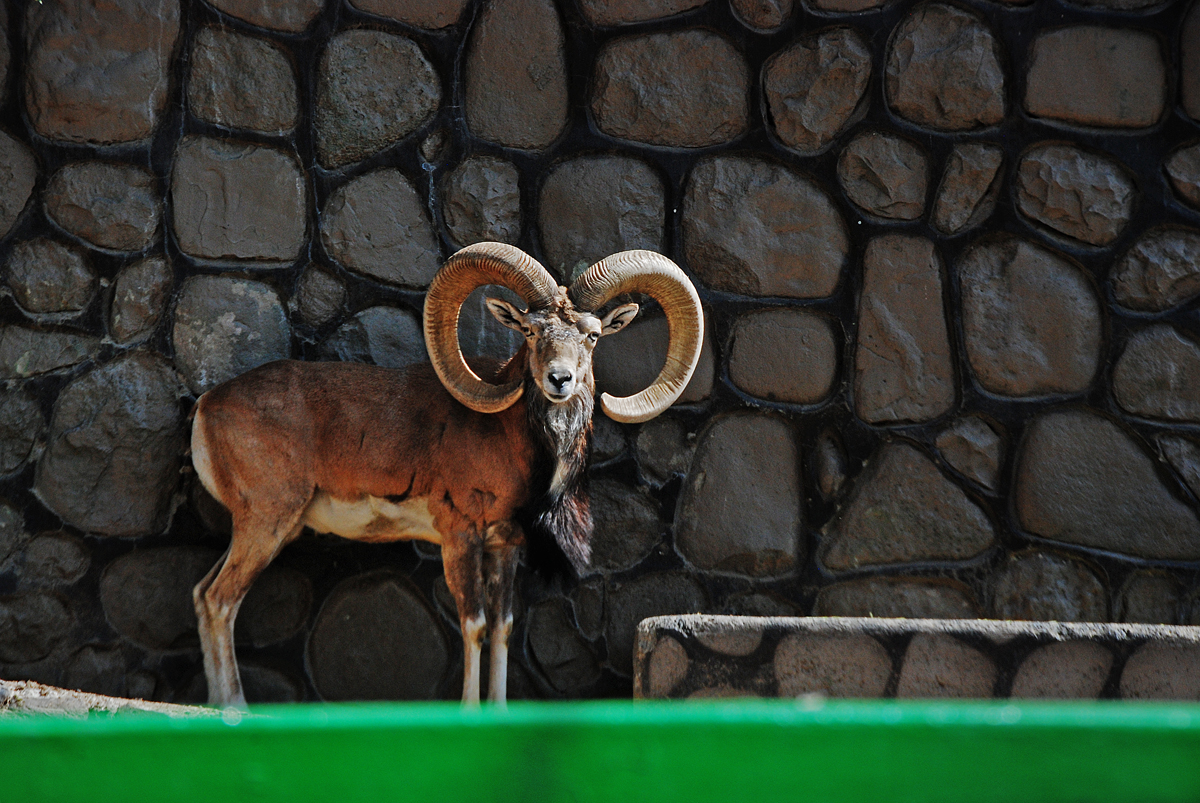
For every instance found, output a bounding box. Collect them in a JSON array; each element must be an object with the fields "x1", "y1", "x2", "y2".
[{"x1": 547, "y1": 370, "x2": 574, "y2": 395}]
